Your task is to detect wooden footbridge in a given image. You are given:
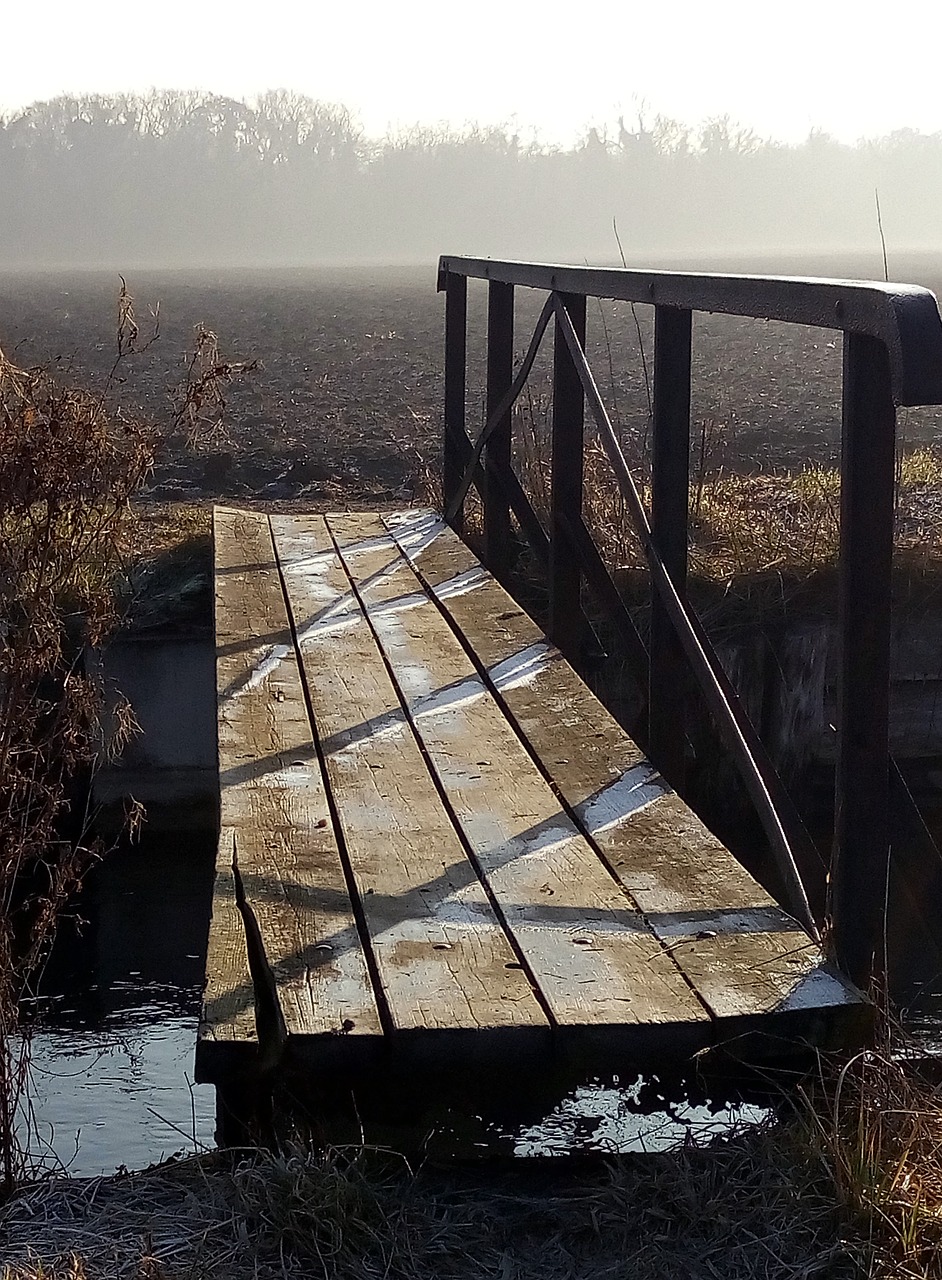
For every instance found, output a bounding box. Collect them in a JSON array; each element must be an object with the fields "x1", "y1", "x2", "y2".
[{"x1": 196, "y1": 259, "x2": 942, "y2": 1130}]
